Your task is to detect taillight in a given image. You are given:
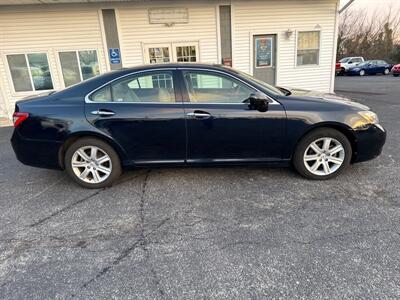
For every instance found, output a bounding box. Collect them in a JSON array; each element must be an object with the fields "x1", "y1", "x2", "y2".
[{"x1": 12, "y1": 112, "x2": 29, "y2": 127}]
